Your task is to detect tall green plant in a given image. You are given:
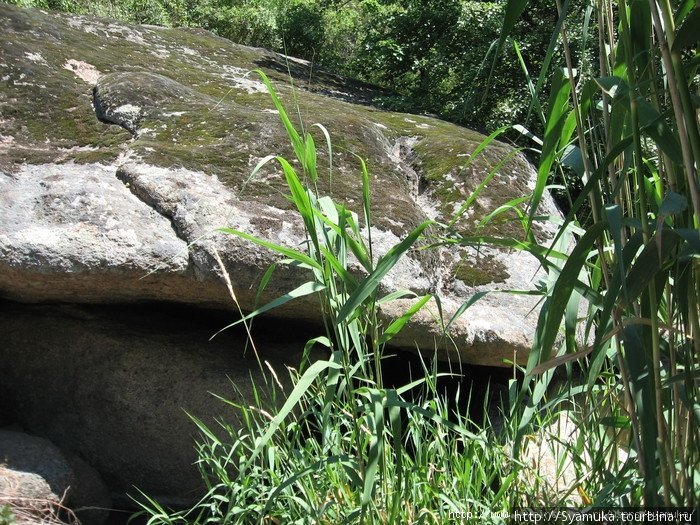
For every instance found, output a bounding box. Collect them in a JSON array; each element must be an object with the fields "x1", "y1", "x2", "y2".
[
  {"x1": 473, "y1": 0, "x2": 699, "y2": 507},
  {"x1": 136, "y1": 71, "x2": 527, "y2": 523}
]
